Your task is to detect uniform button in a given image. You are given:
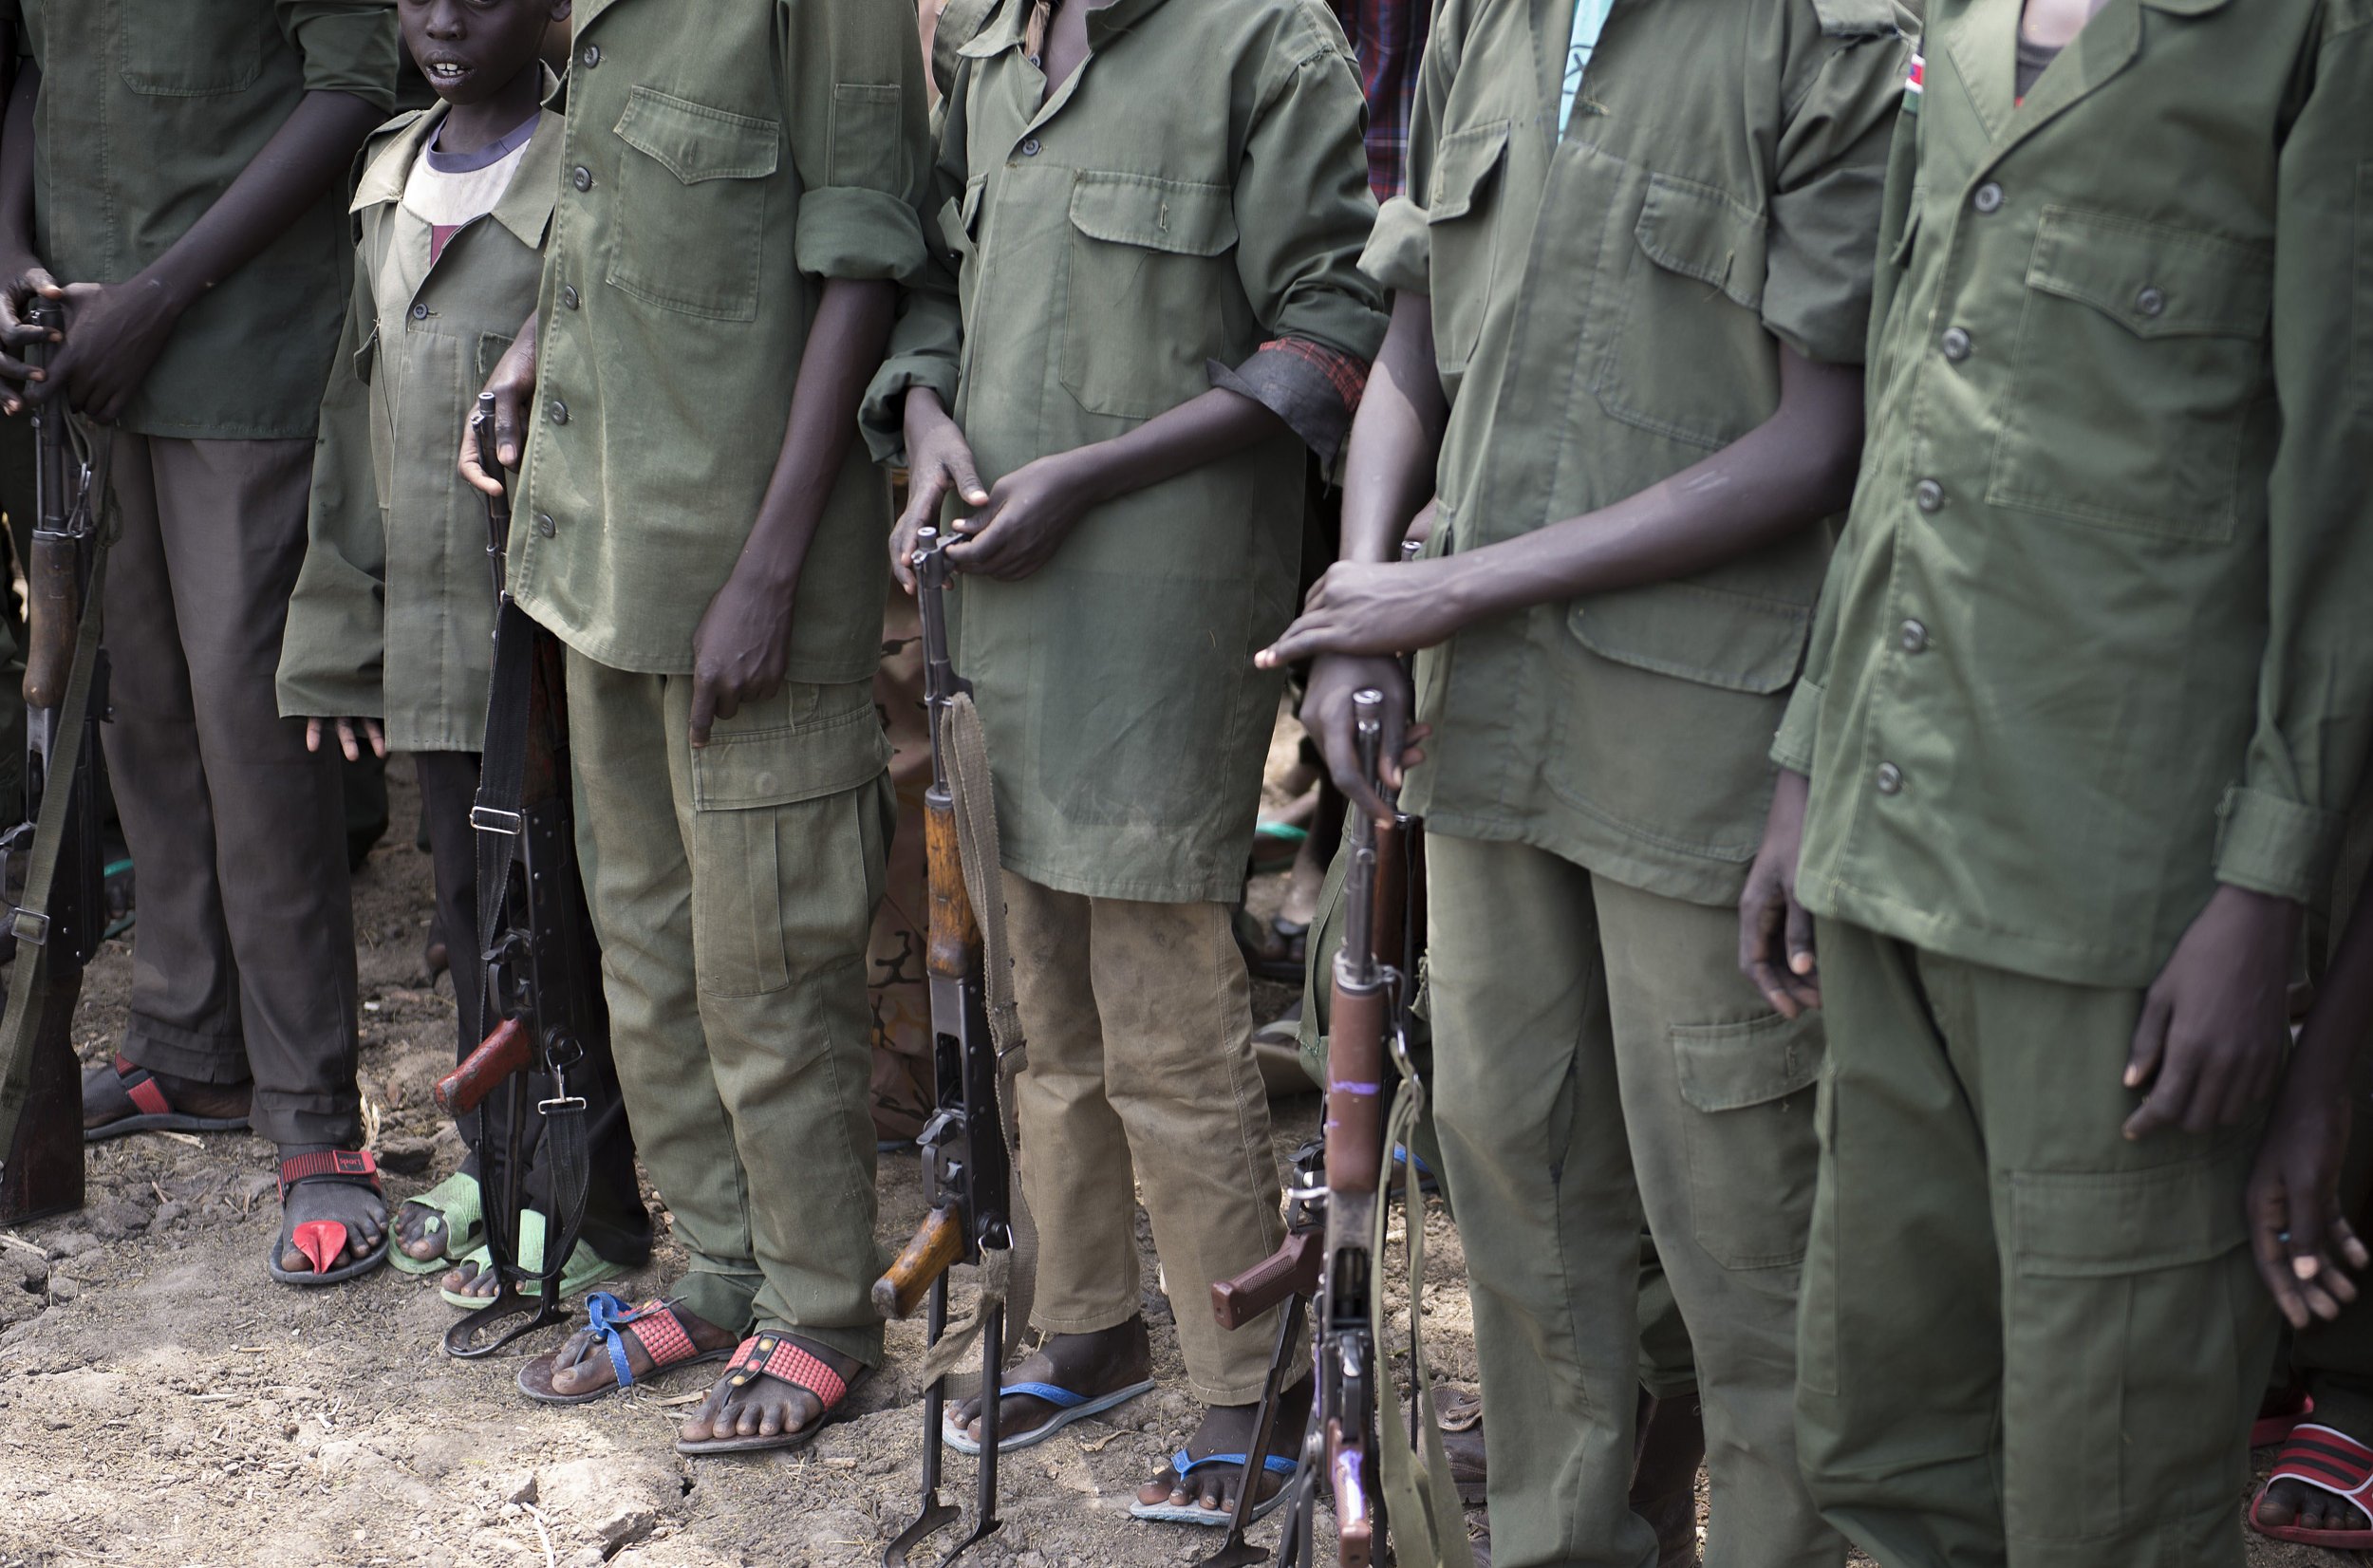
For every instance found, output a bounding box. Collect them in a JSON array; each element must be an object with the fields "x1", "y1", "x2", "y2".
[
  {"x1": 1019, "y1": 137, "x2": 1041, "y2": 157},
  {"x1": 561, "y1": 284, "x2": 581, "y2": 310},
  {"x1": 1026, "y1": 52, "x2": 1042, "y2": 67},
  {"x1": 580, "y1": 43, "x2": 601, "y2": 67},
  {"x1": 1915, "y1": 478, "x2": 1945, "y2": 513},
  {"x1": 1898, "y1": 618, "x2": 1929, "y2": 654},
  {"x1": 409, "y1": 302, "x2": 429, "y2": 321},
  {"x1": 1971, "y1": 181, "x2": 2004, "y2": 214},
  {"x1": 2134, "y1": 286, "x2": 2166, "y2": 318},
  {"x1": 1940, "y1": 327, "x2": 1971, "y2": 362},
  {"x1": 547, "y1": 398, "x2": 569, "y2": 426},
  {"x1": 535, "y1": 513, "x2": 555, "y2": 538},
  {"x1": 571, "y1": 165, "x2": 593, "y2": 193},
  {"x1": 1875, "y1": 762, "x2": 1904, "y2": 796}
]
